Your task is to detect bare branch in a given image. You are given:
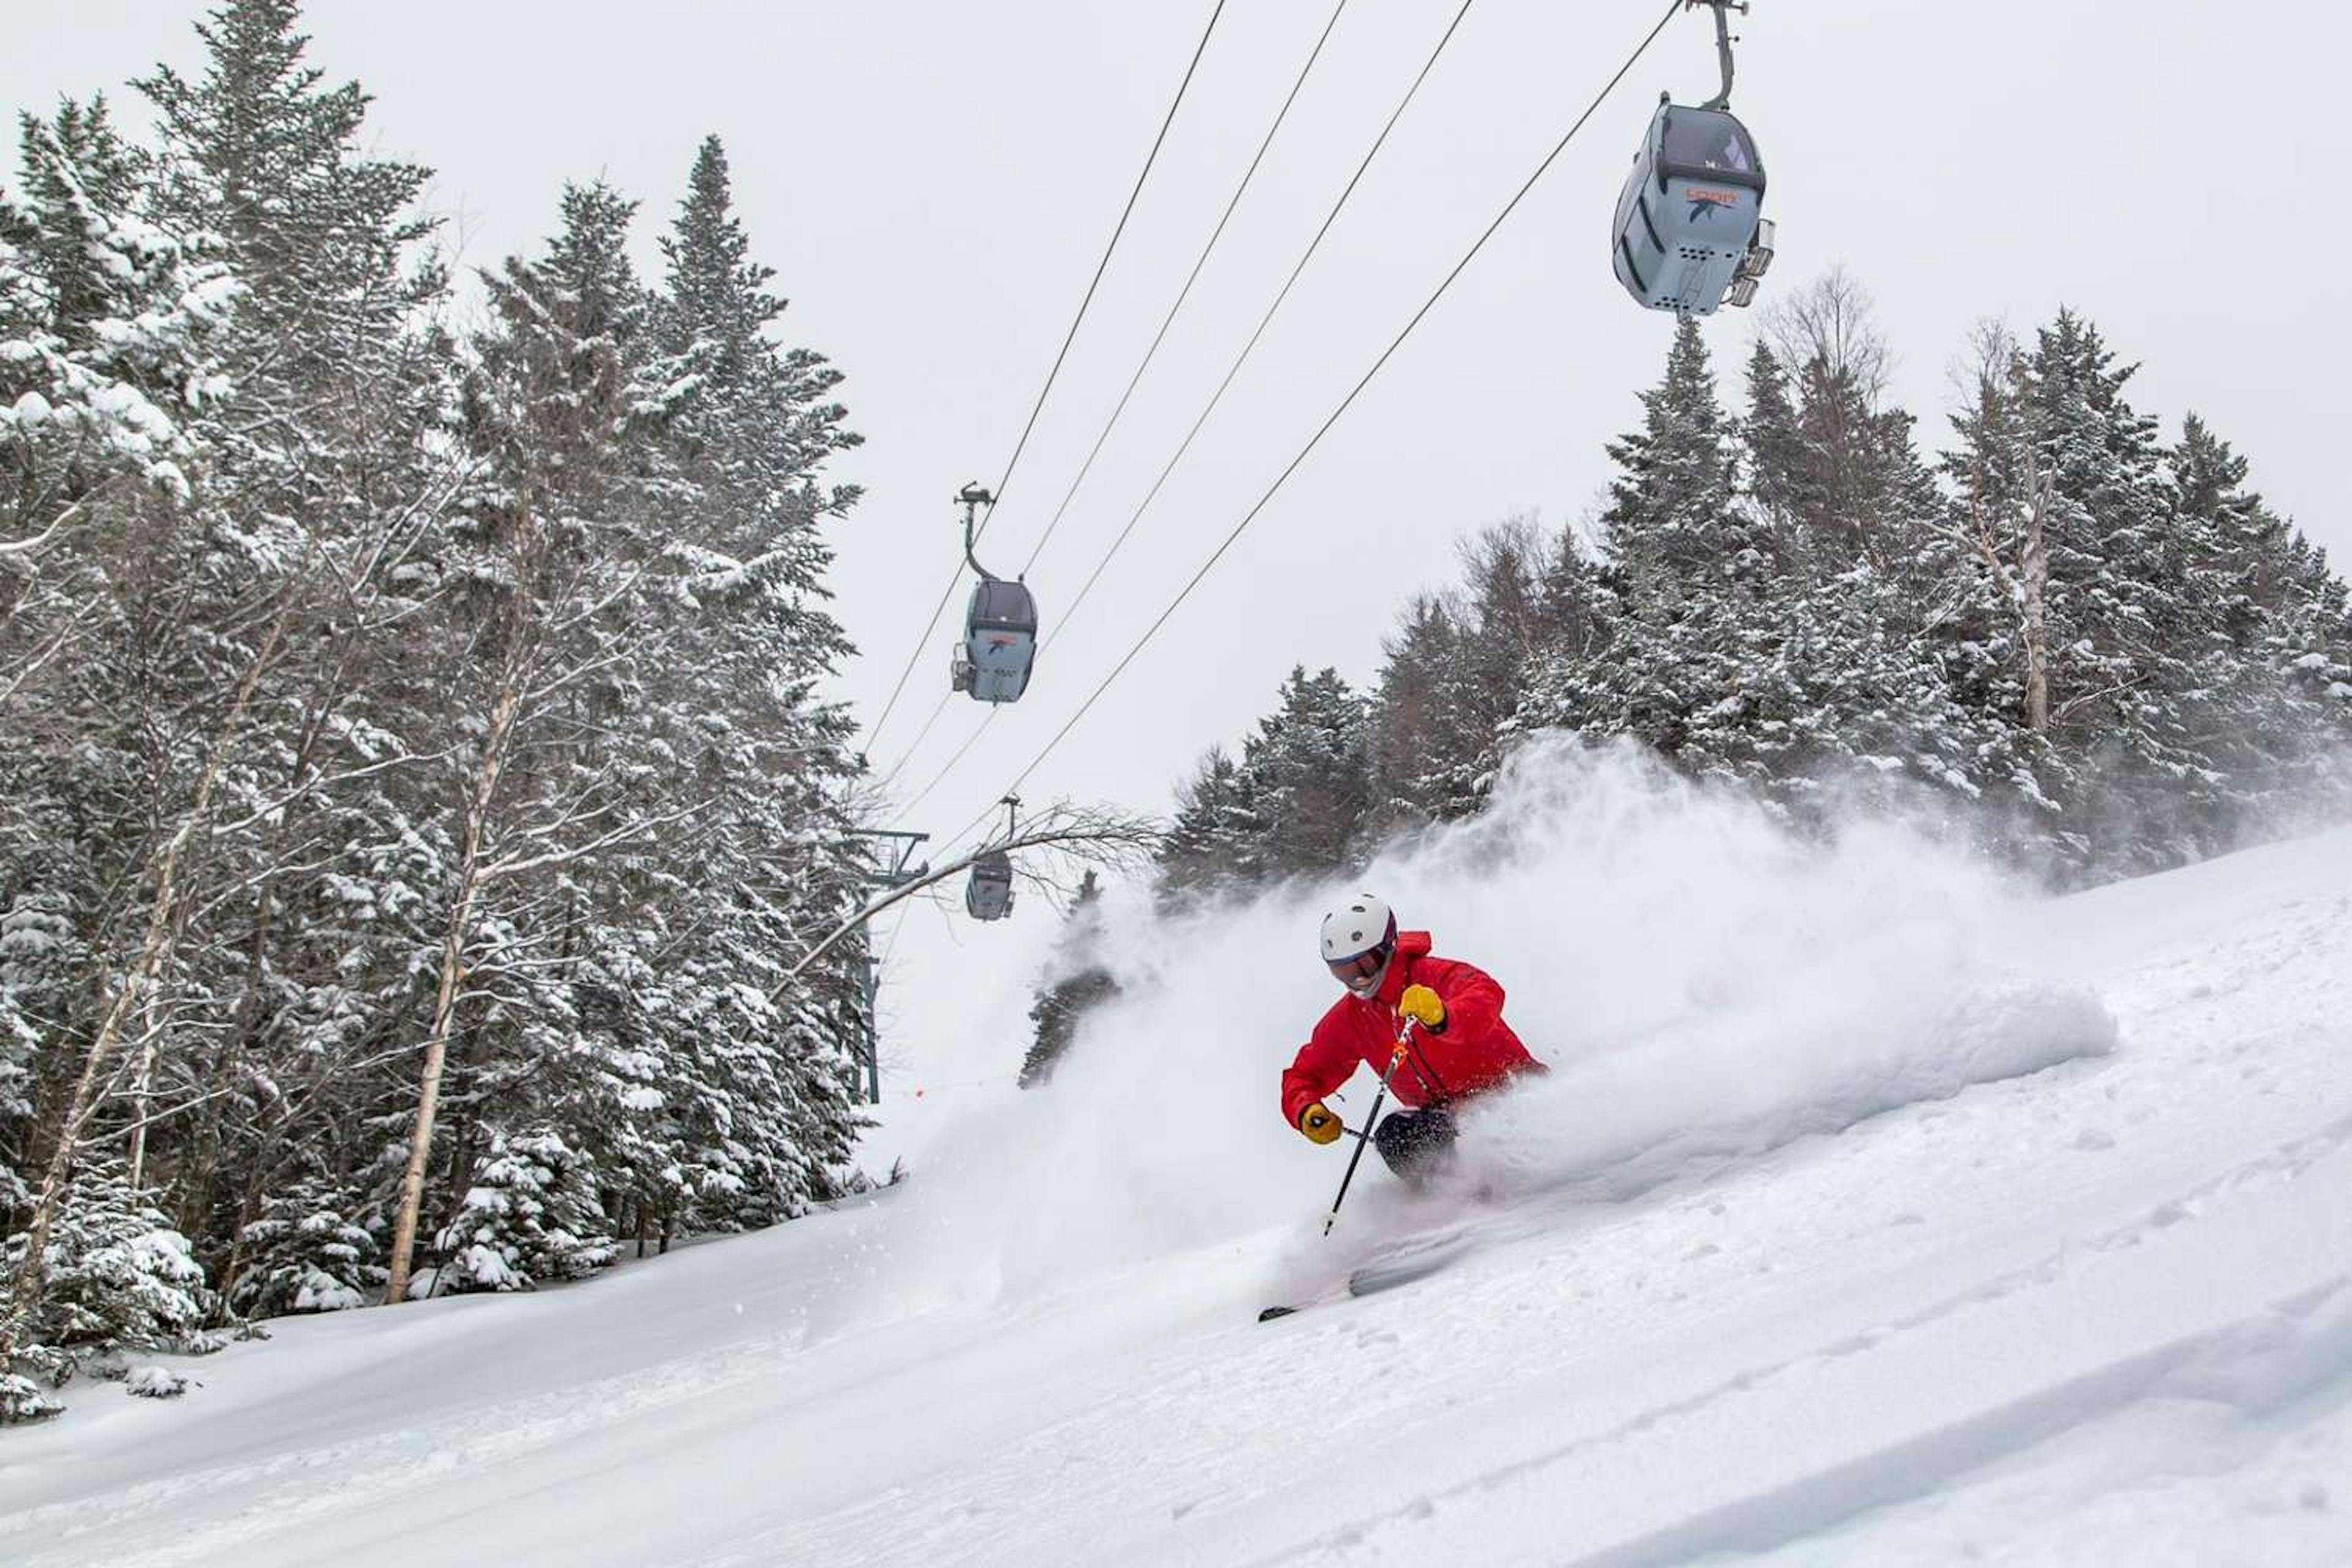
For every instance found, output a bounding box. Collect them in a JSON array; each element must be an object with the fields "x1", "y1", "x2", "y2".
[
  {"x1": 0, "y1": 590, "x2": 107, "y2": 705},
  {"x1": 209, "y1": 749, "x2": 452, "y2": 839},
  {"x1": 1763, "y1": 266, "x2": 1893, "y2": 408},
  {"x1": 2051, "y1": 671, "x2": 2150, "y2": 726},
  {"x1": 478, "y1": 802, "x2": 706, "y2": 883},
  {"x1": 767, "y1": 804, "x2": 1159, "y2": 999},
  {"x1": 0, "y1": 496, "x2": 89, "y2": 558}
]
